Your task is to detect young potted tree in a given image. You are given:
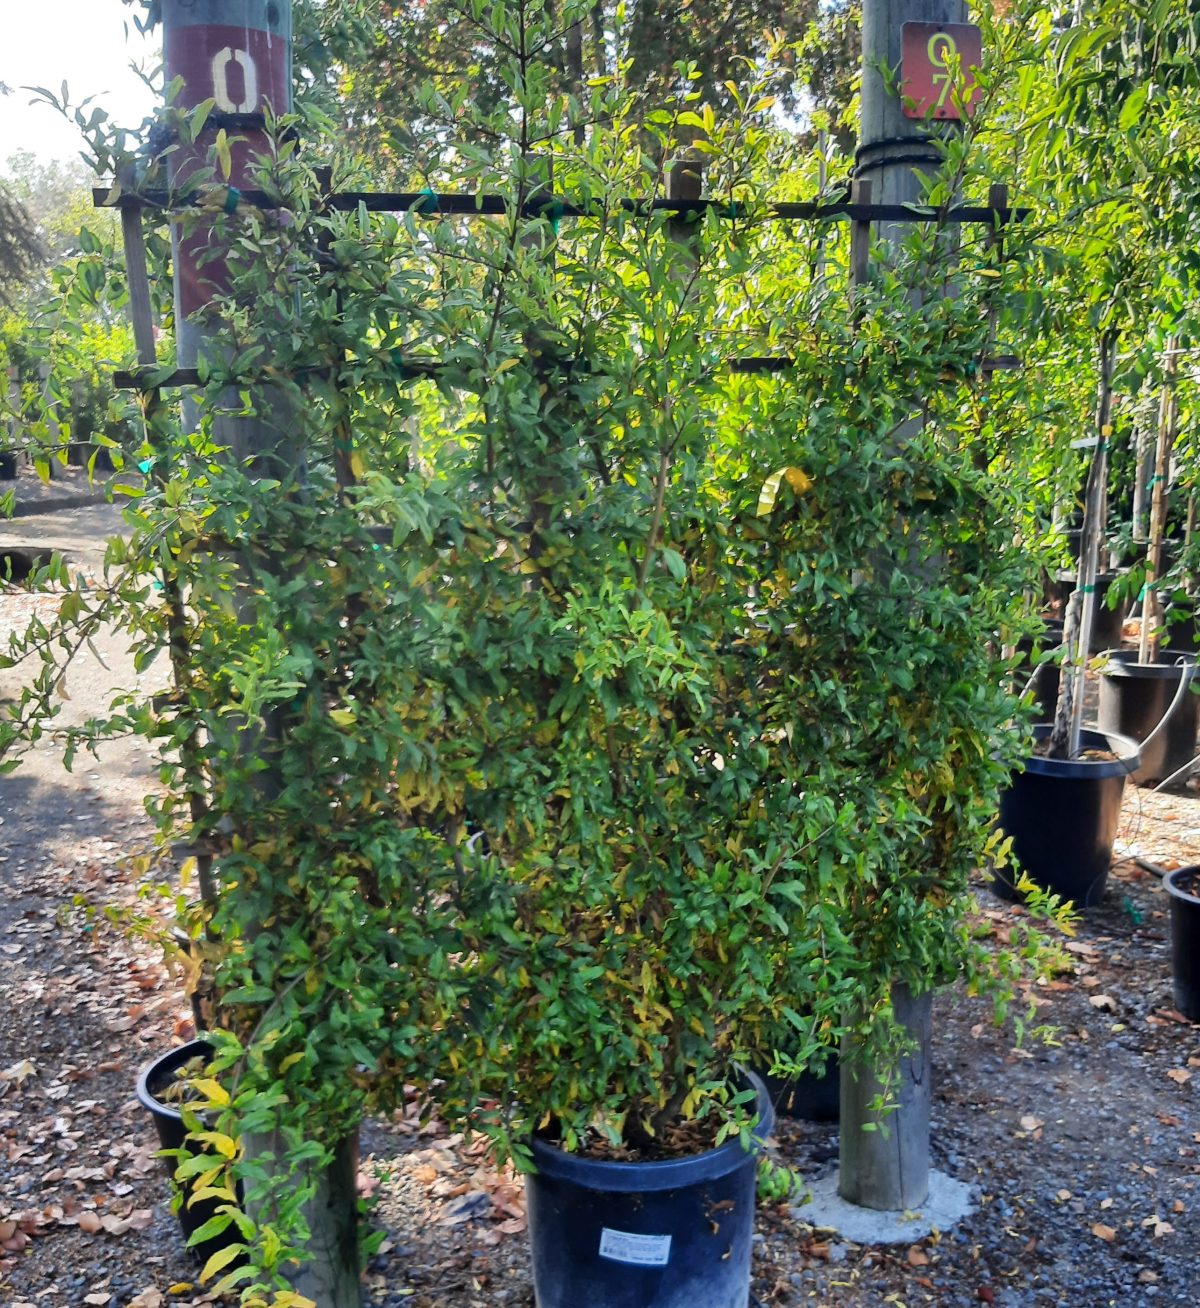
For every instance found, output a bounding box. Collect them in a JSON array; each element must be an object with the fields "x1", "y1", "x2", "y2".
[
  {"x1": 1098, "y1": 349, "x2": 1200, "y2": 786},
  {"x1": 989, "y1": 3, "x2": 1200, "y2": 906}
]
